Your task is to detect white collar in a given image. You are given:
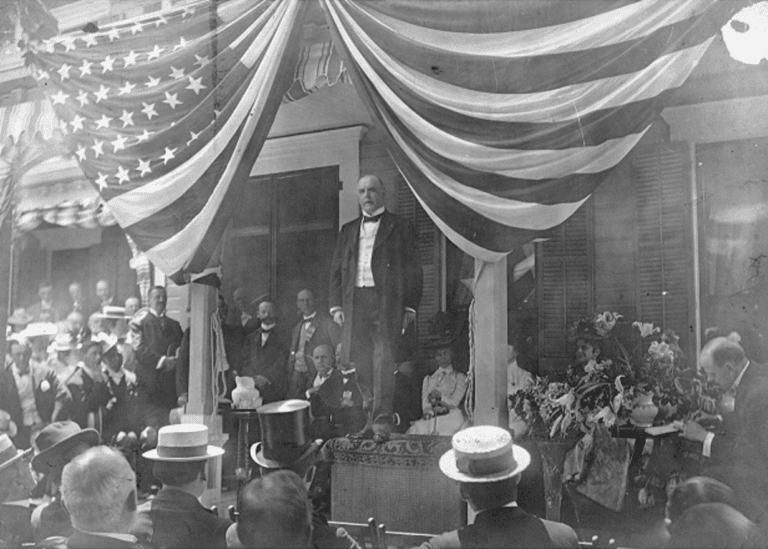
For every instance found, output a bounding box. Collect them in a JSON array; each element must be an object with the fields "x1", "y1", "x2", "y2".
[
  {"x1": 362, "y1": 207, "x2": 385, "y2": 219},
  {"x1": 303, "y1": 312, "x2": 316, "y2": 321},
  {"x1": 75, "y1": 529, "x2": 138, "y2": 543},
  {"x1": 502, "y1": 501, "x2": 519, "y2": 509},
  {"x1": 261, "y1": 322, "x2": 276, "y2": 331},
  {"x1": 150, "y1": 308, "x2": 164, "y2": 318}
]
